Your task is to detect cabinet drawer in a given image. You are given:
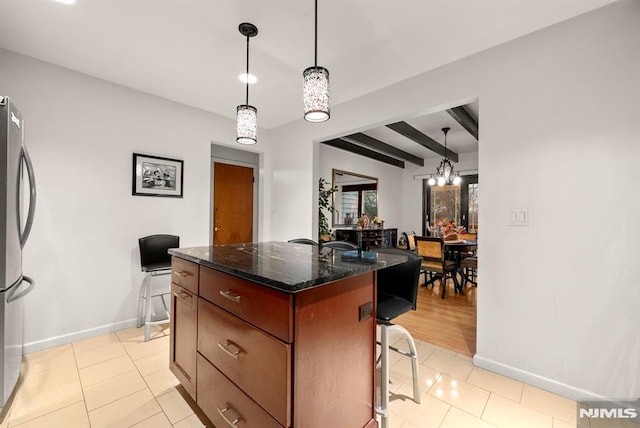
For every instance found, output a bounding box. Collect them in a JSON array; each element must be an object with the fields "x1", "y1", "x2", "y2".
[
  {"x1": 197, "y1": 354, "x2": 283, "y2": 428},
  {"x1": 199, "y1": 267, "x2": 292, "y2": 343},
  {"x1": 171, "y1": 258, "x2": 199, "y2": 294},
  {"x1": 198, "y1": 298, "x2": 291, "y2": 427}
]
